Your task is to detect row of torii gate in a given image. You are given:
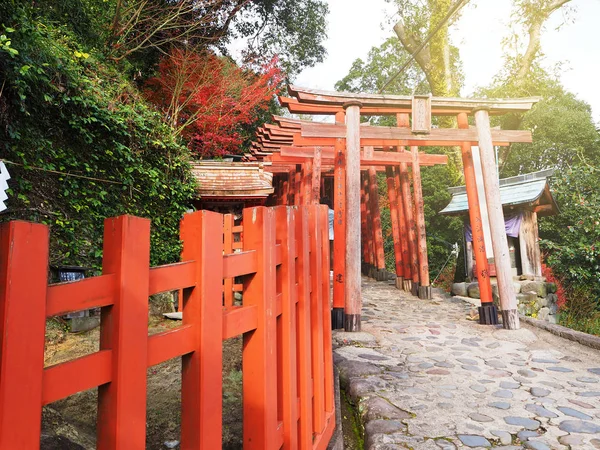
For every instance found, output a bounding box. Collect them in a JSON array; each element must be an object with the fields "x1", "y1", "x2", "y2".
[{"x1": 244, "y1": 86, "x2": 539, "y2": 332}]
